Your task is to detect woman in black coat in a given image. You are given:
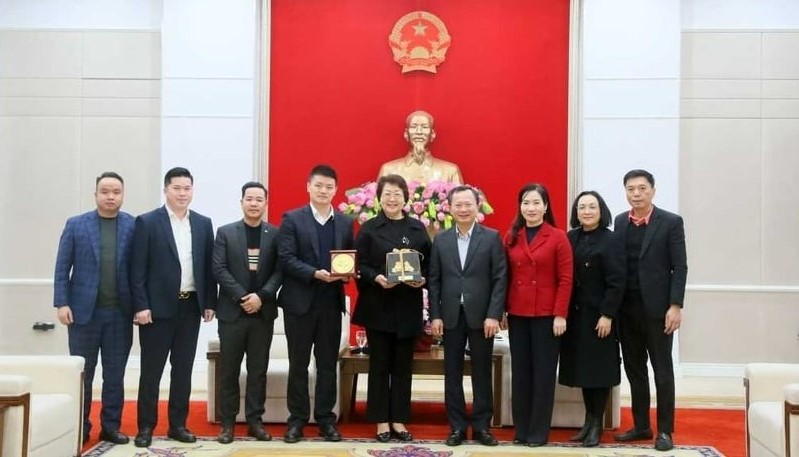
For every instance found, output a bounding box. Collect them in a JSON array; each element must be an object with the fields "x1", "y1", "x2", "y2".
[
  {"x1": 352, "y1": 174, "x2": 431, "y2": 443},
  {"x1": 558, "y1": 190, "x2": 625, "y2": 447}
]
